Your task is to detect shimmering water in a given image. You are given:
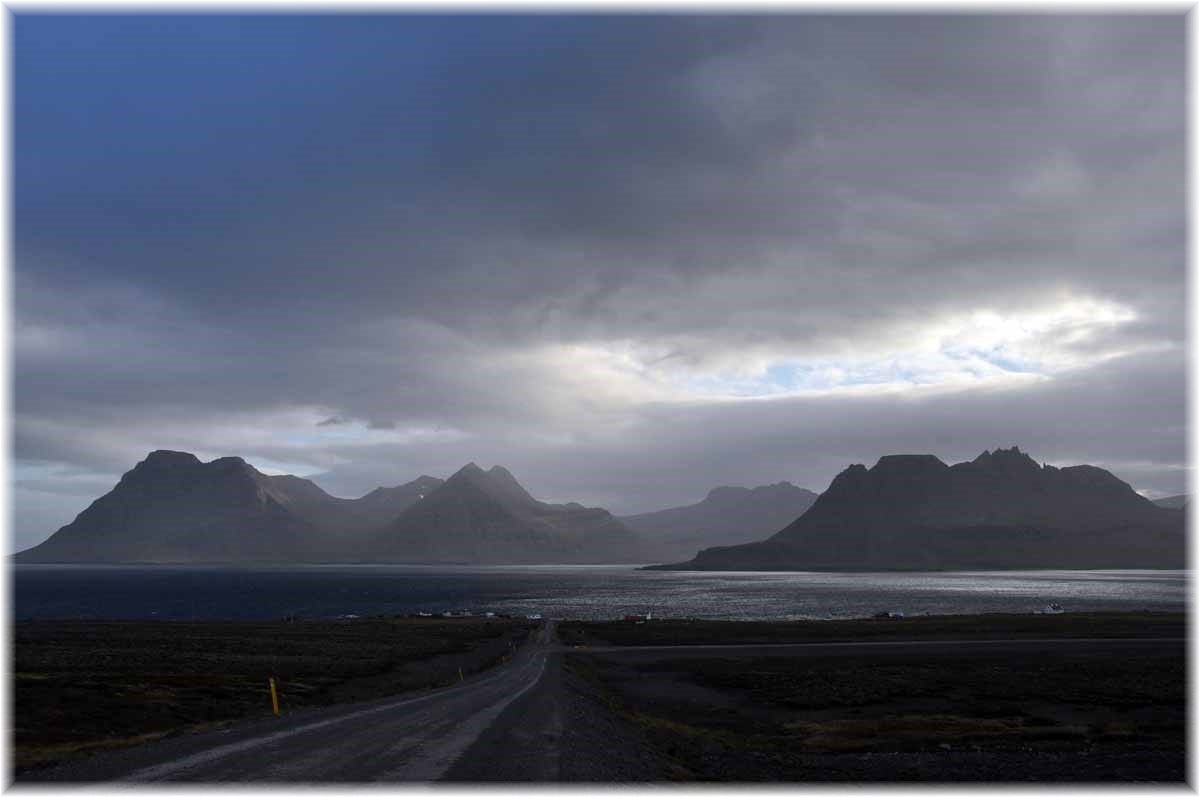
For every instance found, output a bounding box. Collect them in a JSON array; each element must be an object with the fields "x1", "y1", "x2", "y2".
[{"x1": 12, "y1": 565, "x2": 1187, "y2": 621}]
